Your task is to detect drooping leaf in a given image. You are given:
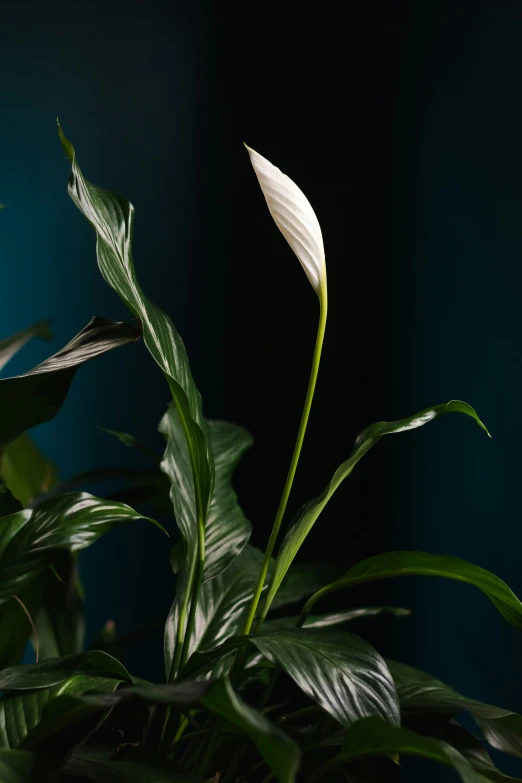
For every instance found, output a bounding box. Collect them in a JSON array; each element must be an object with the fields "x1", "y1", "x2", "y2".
[
  {"x1": 0, "y1": 673, "x2": 122, "y2": 750},
  {"x1": 0, "y1": 748, "x2": 59, "y2": 783},
  {"x1": 299, "y1": 552, "x2": 522, "y2": 630},
  {"x1": 320, "y1": 717, "x2": 489, "y2": 783},
  {"x1": 1, "y1": 434, "x2": 58, "y2": 507},
  {"x1": 201, "y1": 678, "x2": 300, "y2": 783},
  {"x1": 0, "y1": 317, "x2": 141, "y2": 450},
  {"x1": 246, "y1": 146, "x2": 326, "y2": 295},
  {"x1": 0, "y1": 492, "x2": 164, "y2": 603},
  {"x1": 165, "y1": 545, "x2": 263, "y2": 678},
  {"x1": 265, "y1": 400, "x2": 490, "y2": 614},
  {"x1": 160, "y1": 409, "x2": 252, "y2": 582},
  {"x1": 0, "y1": 650, "x2": 130, "y2": 690},
  {"x1": 263, "y1": 606, "x2": 411, "y2": 632},
  {"x1": 0, "y1": 321, "x2": 53, "y2": 374},
  {"x1": 250, "y1": 630, "x2": 400, "y2": 729},
  {"x1": 389, "y1": 660, "x2": 522, "y2": 759},
  {"x1": 59, "y1": 124, "x2": 213, "y2": 552},
  {"x1": 64, "y1": 745, "x2": 192, "y2": 783}
]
